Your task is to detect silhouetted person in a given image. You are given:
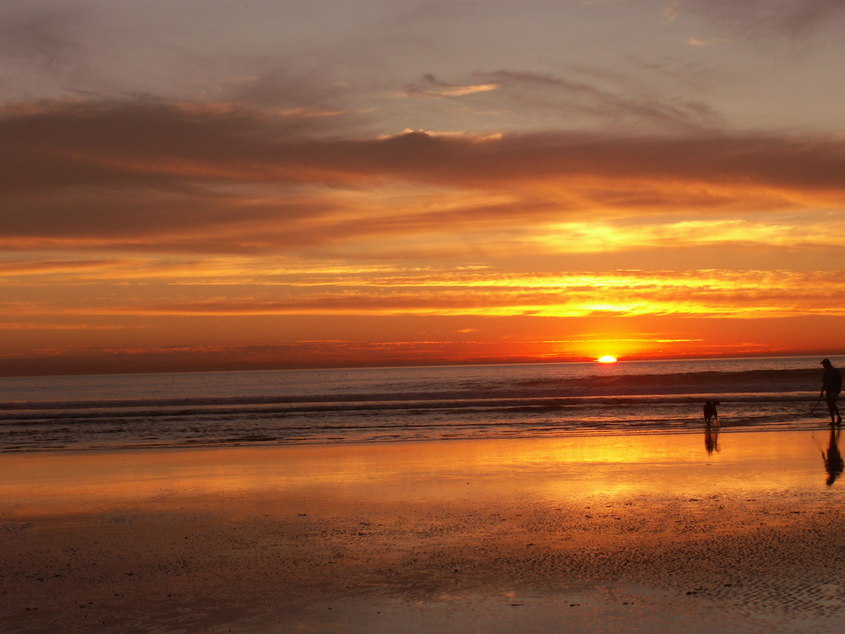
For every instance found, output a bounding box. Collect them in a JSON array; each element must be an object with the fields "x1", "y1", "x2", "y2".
[
  {"x1": 703, "y1": 400, "x2": 719, "y2": 426},
  {"x1": 822, "y1": 426, "x2": 844, "y2": 486},
  {"x1": 820, "y1": 359, "x2": 842, "y2": 426}
]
